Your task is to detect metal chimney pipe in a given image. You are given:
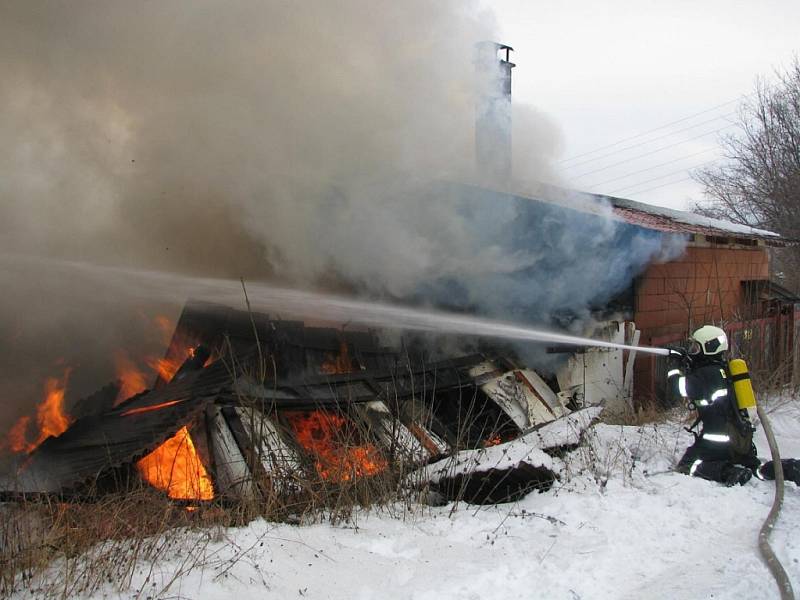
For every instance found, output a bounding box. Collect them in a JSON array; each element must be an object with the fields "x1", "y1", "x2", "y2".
[{"x1": 475, "y1": 41, "x2": 515, "y2": 183}]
